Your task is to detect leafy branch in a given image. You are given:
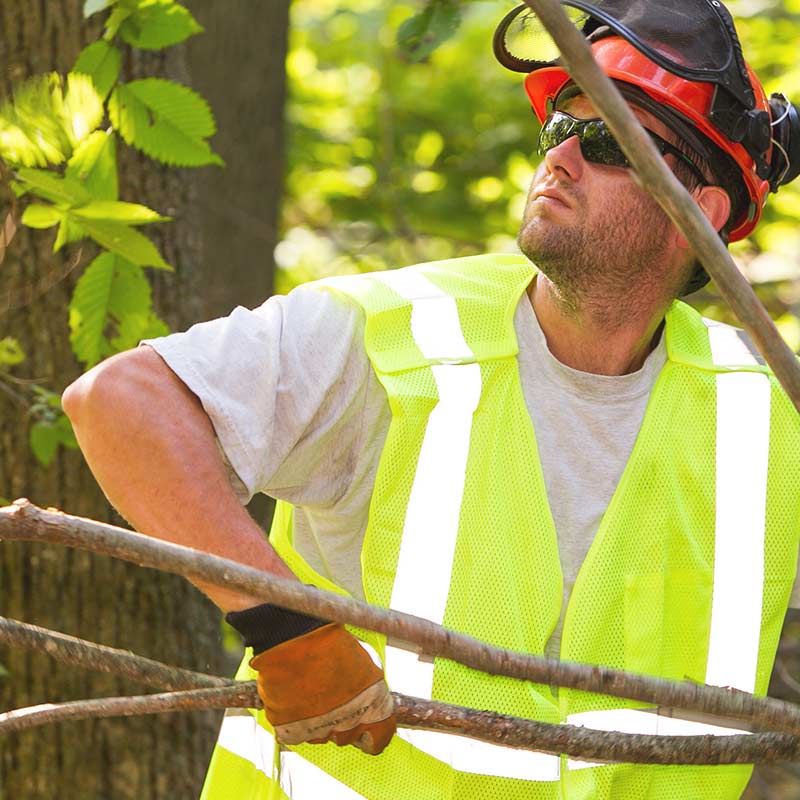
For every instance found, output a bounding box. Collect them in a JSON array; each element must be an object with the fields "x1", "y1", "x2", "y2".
[{"x1": 0, "y1": 0, "x2": 222, "y2": 467}]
